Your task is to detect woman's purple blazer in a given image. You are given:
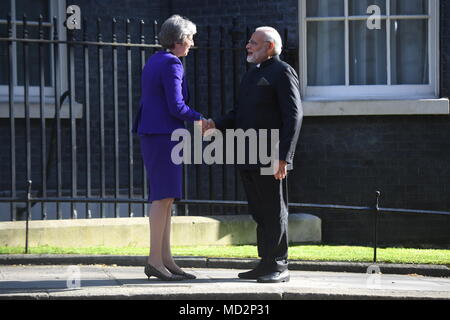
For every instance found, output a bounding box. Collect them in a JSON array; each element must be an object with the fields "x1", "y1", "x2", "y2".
[{"x1": 133, "y1": 51, "x2": 202, "y2": 135}]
